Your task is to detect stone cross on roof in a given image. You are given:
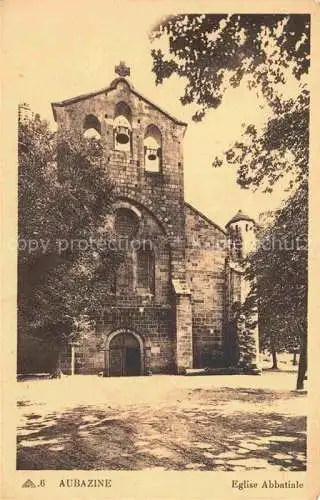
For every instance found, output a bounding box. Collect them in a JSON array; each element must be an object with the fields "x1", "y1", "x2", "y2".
[{"x1": 115, "y1": 61, "x2": 130, "y2": 78}]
